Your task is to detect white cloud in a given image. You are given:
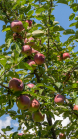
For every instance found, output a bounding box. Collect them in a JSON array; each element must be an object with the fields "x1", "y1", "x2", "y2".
[
  {"x1": 0, "y1": 114, "x2": 70, "y2": 139},
  {"x1": 0, "y1": 116, "x2": 11, "y2": 133}
]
